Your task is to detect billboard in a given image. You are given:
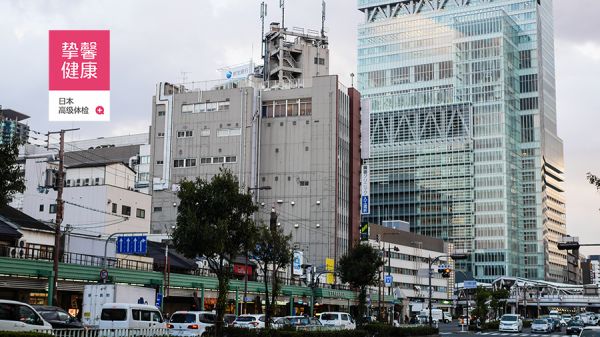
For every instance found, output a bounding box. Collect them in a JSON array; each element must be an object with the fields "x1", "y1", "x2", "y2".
[
  {"x1": 49, "y1": 30, "x2": 110, "y2": 121},
  {"x1": 360, "y1": 164, "x2": 370, "y2": 215},
  {"x1": 220, "y1": 61, "x2": 254, "y2": 80},
  {"x1": 326, "y1": 258, "x2": 335, "y2": 285}
]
